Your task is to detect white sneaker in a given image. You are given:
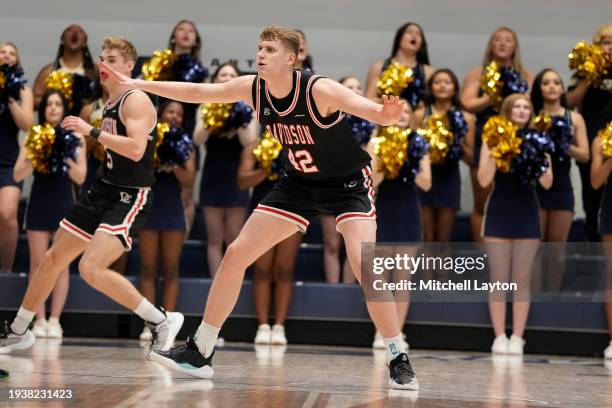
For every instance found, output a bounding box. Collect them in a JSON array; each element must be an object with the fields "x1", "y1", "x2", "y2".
[
  {"x1": 215, "y1": 337, "x2": 225, "y2": 348},
  {"x1": 604, "y1": 341, "x2": 612, "y2": 359},
  {"x1": 254, "y1": 324, "x2": 271, "y2": 344},
  {"x1": 31, "y1": 320, "x2": 48, "y2": 339},
  {"x1": 140, "y1": 326, "x2": 152, "y2": 341},
  {"x1": 150, "y1": 311, "x2": 184, "y2": 352},
  {"x1": 491, "y1": 335, "x2": 509, "y2": 354},
  {"x1": 46, "y1": 319, "x2": 63, "y2": 339},
  {"x1": 270, "y1": 324, "x2": 287, "y2": 345},
  {"x1": 507, "y1": 335, "x2": 525, "y2": 355},
  {"x1": 372, "y1": 331, "x2": 385, "y2": 349},
  {"x1": 0, "y1": 323, "x2": 36, "y2": 354}
]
